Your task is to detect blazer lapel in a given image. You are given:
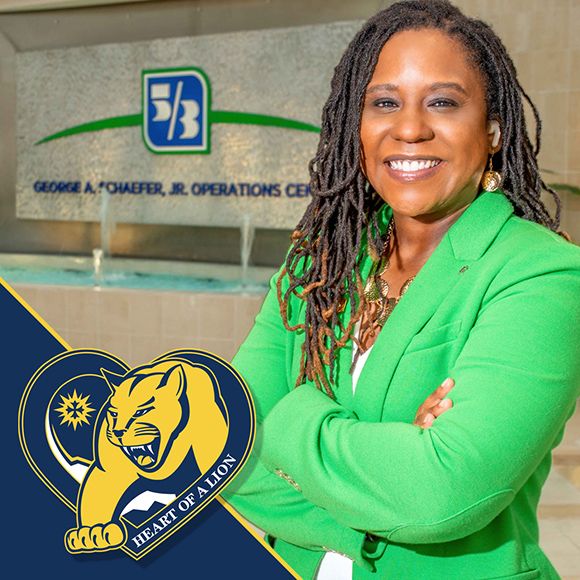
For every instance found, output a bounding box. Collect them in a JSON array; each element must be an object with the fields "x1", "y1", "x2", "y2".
[{"x1": 352, "y1": 191, "x2": 514, "y2": 422}]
